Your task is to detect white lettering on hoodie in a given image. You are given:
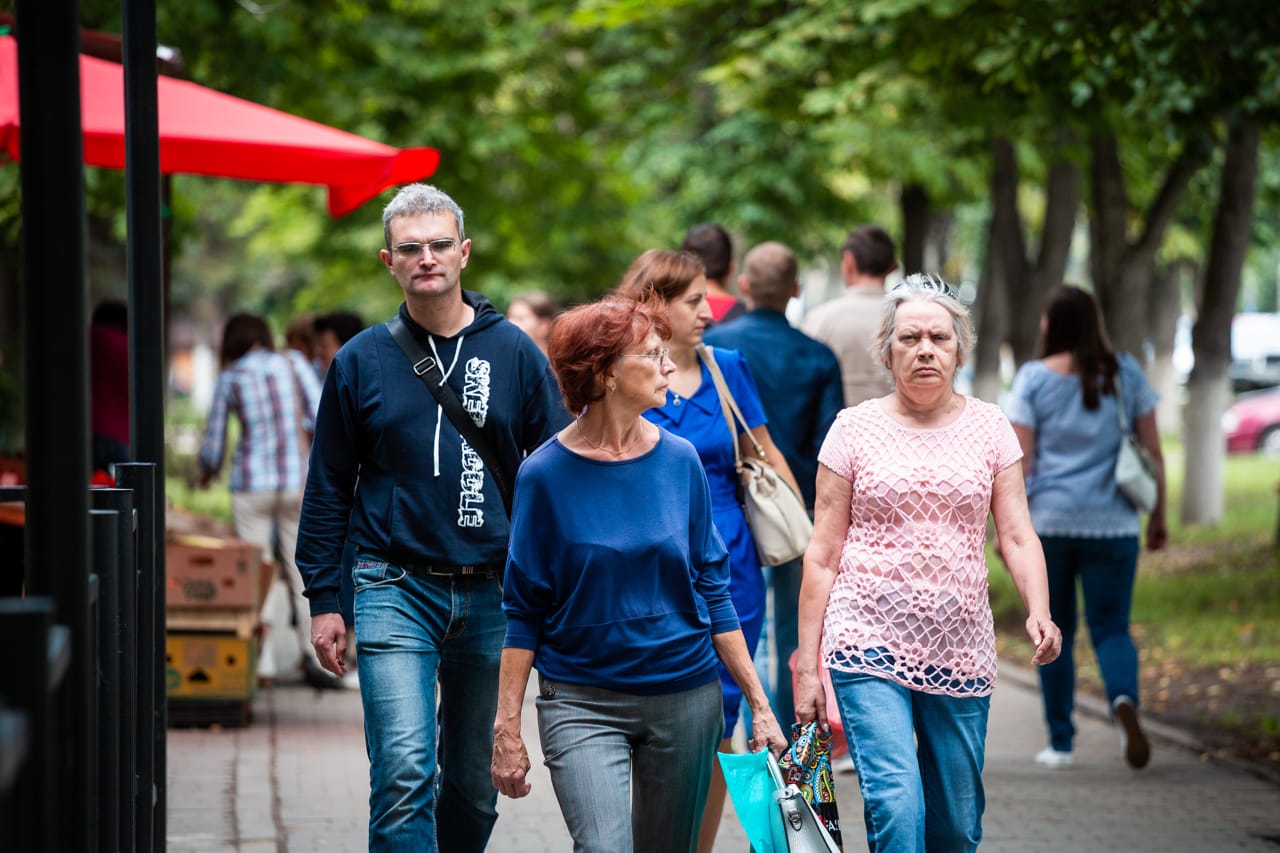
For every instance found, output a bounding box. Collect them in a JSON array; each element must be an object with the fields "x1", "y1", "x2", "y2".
[{"x1": 457, "y1": 357, "x2": 493, "y2": 527}]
